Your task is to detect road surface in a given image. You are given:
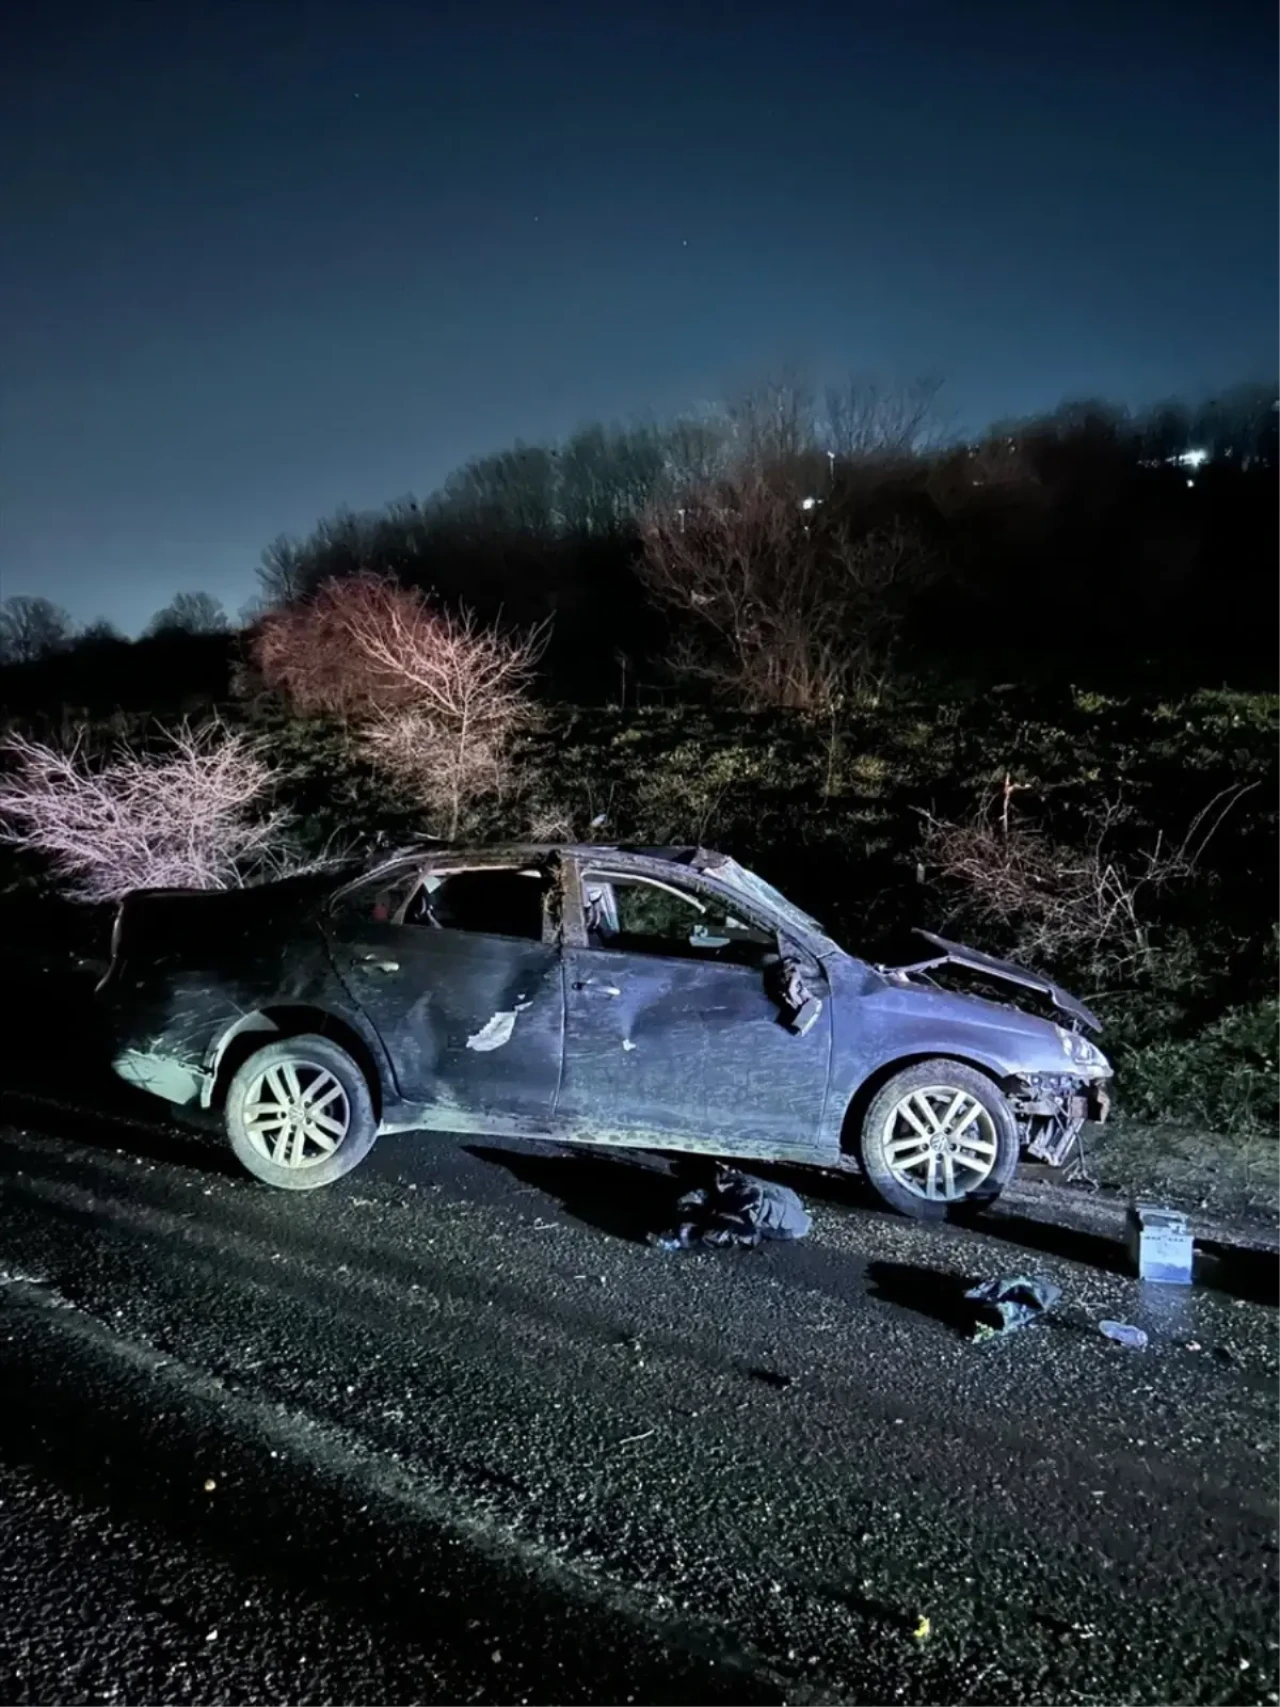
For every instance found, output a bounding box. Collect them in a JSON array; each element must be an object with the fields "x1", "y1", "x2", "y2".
[{"x1": 0, "y1": 1092, "x2": 1276, "y2": 1704}]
